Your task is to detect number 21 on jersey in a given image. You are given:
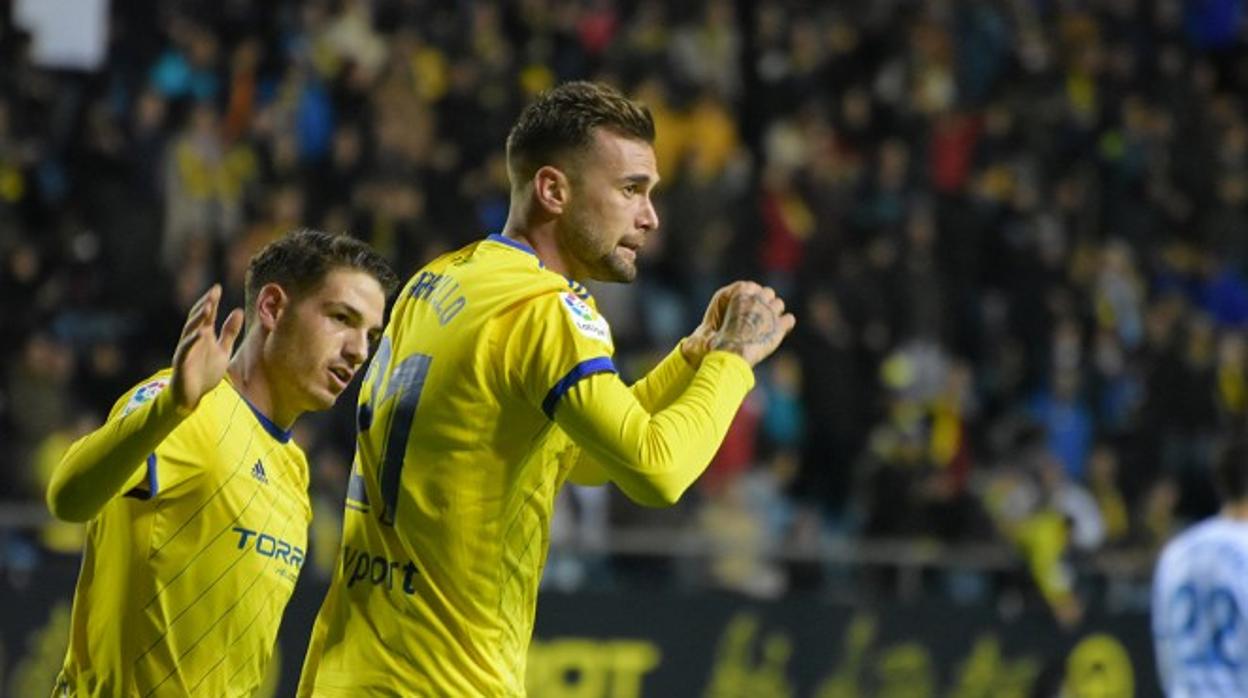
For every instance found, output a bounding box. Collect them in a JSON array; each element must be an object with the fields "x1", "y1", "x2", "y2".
[{"x1": 353, "y1": 336, "x2": 433, "y2": 526}]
